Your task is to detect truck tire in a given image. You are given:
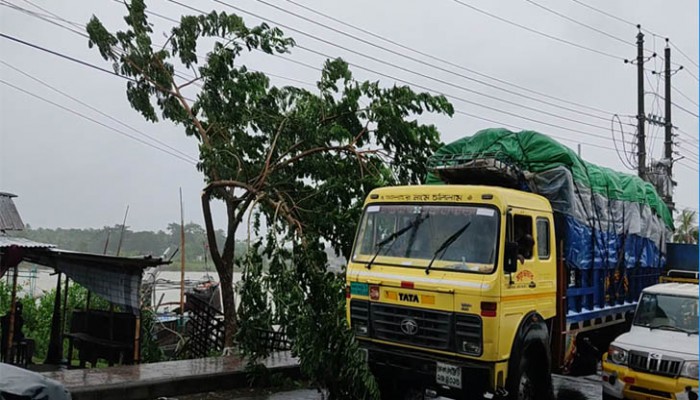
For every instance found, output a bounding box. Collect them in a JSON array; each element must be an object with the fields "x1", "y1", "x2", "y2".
[{"x1": 506, "y1": 344, "x2": 554, "y2": 400}]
